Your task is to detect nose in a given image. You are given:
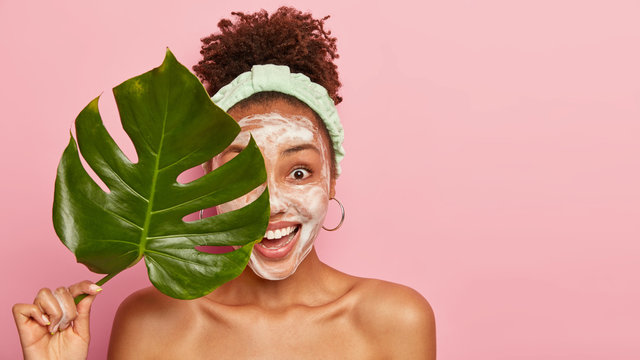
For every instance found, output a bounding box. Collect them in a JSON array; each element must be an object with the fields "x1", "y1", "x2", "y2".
[{"x1": 267, "y1": 176, "x2": 287, "y2": 216}]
